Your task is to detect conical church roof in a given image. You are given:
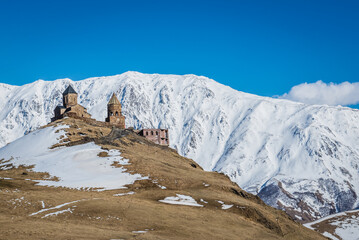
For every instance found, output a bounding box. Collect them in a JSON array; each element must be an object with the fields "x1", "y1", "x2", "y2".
[
  {"x1": 63, "y1": 85, "x2": 77, "y2": 95},
  {"x1": 108, "y1": 93, "x2": 120, "y2": 105}
]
